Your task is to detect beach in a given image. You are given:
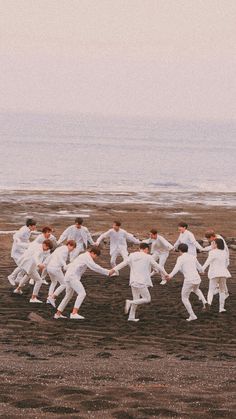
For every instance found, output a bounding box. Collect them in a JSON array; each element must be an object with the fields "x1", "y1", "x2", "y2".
[{"x1": 0, "y1": 191, "x2": 236, "y2": 418}]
